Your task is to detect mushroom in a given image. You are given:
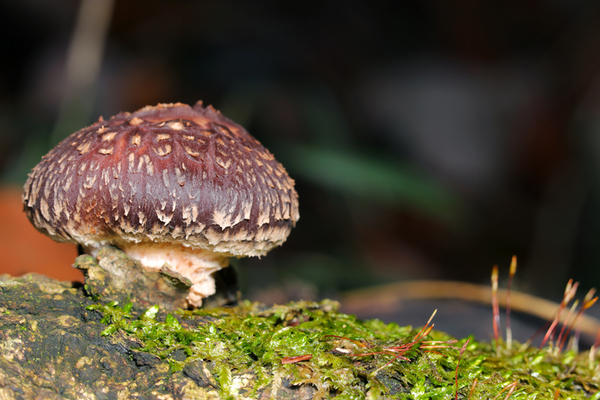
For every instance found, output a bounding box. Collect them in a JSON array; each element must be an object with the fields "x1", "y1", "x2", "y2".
[{"x1": 22, "y1": 101, "x2": 299, "y2": 307}]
